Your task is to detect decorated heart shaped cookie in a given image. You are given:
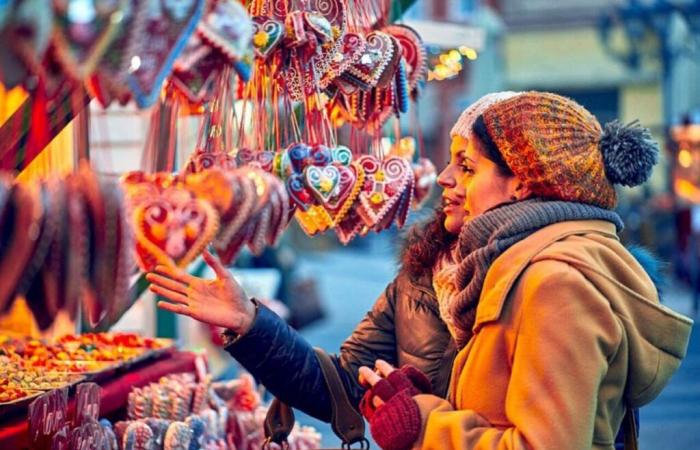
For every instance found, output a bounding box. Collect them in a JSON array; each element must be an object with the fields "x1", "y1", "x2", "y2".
[
  {"x1": 412, "y1": 157, "x2": 437, "y2": 209},
  {"x1": 198, "y1": 0, "x2": 252, "y2": 63},
  {"x1": 125, "y1": 0, "x2": 206, "y2": 108},
  {"x1": 51, "y1": 0, "x2": 125, "y2": 81},
  {"x1": 356, "y1": 155, "x2": 412, "y2": 229},
  {"x1": 250, "y1": 16, "x2": 284, "y2": 60},
  {"x1": 384, "y1": 24, "x2": 427, "y2": 93},
  {"x1": 346, "y1": 31, "x2": 395, "y2": 89},
  {"x1": 236, "y1": 148, "x2": 275, "y2": 172},
  {"x1": 305, "y1": 165, "x2": 340, "y2": 204},
  {"x1": 171, "y1": 49, "x2": 225, "y2": 106},
  {"x1": 322, "y1": 32, "x2": 365, "y2": 89},
  {"x1": 133, "y1": 186, "x2": 219, "y2": 272}
]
